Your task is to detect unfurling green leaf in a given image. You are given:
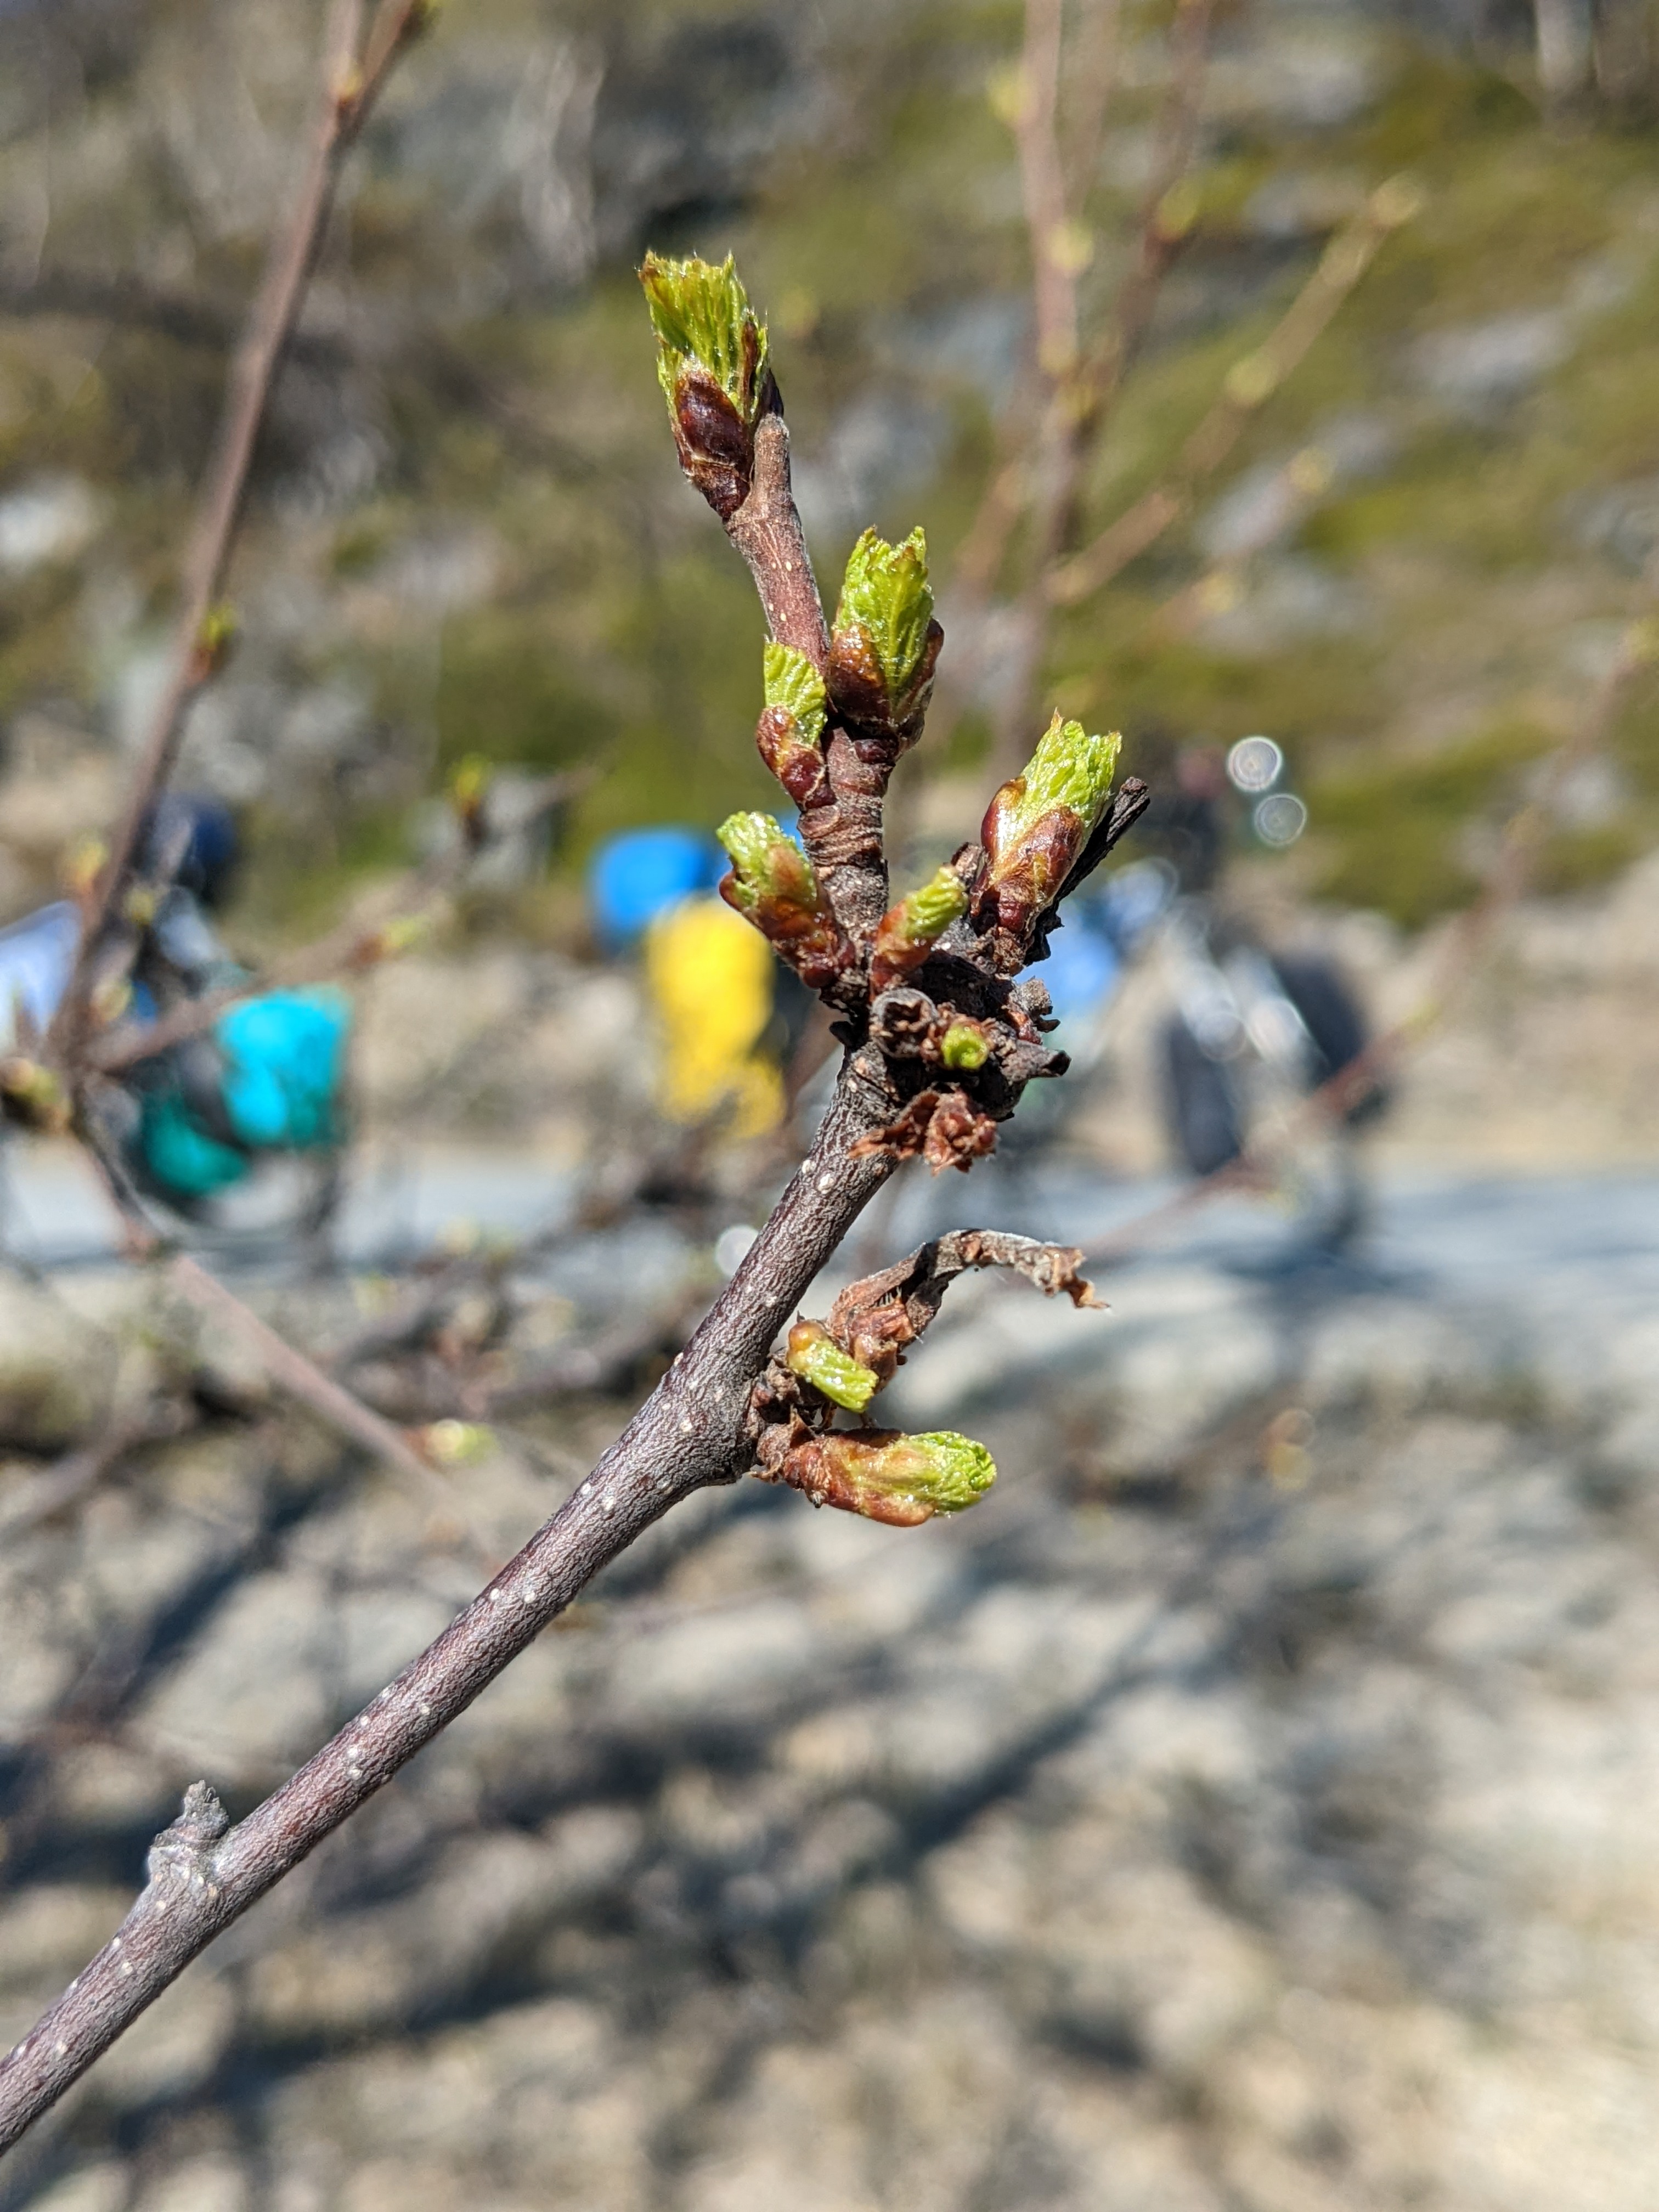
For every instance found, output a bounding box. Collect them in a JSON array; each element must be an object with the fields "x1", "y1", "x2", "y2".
[
  {"x1": 716, "y1": 811, "x2": 819, "y2": 914},
  {"x1": 640, "y1": 252, "x2": 770, "y2": 426},
  {"x1": 1004, "y1": 714, "x2": 1121, "y2": 844},
  {"x1": 716, "y1": 811, "x2": 853, "y2": 992},
  {"x1": 786, "y1": 1320, "x2": 879, "y2": 1413},
  {"x1": 979, "y1": 713, "x2": 1122, "y2": 949},
  {"x1": 763, "y1": 641, "x2": 827, "y2": 749},
  {"x1": 782, "y1": 1426, "x2": 997, "y2": 1526},
  {"x1": 834, "y1": 527, "x2": 935, "y2": 708}
]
